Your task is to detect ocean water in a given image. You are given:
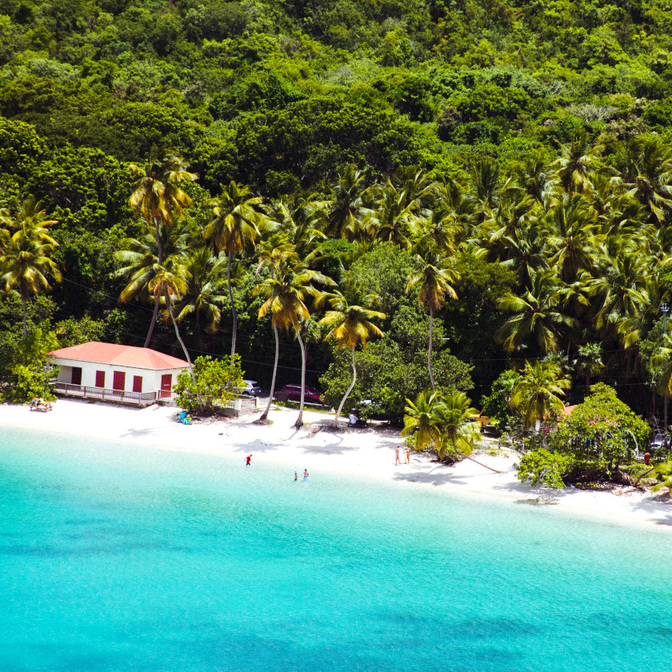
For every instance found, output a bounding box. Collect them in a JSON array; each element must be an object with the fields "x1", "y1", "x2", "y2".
[{"x1": 0, "y1": 426, "x2": 671, "y2": 672}]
